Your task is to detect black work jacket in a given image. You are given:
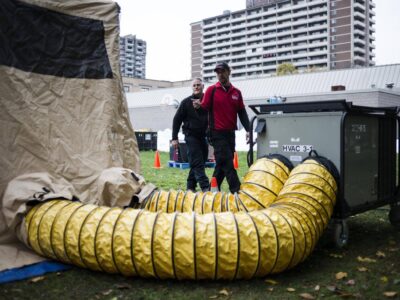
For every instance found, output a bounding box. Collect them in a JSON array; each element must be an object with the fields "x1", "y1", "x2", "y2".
[{"x1": 172, "y1": 95, "x2": 208, "y2": 140}]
